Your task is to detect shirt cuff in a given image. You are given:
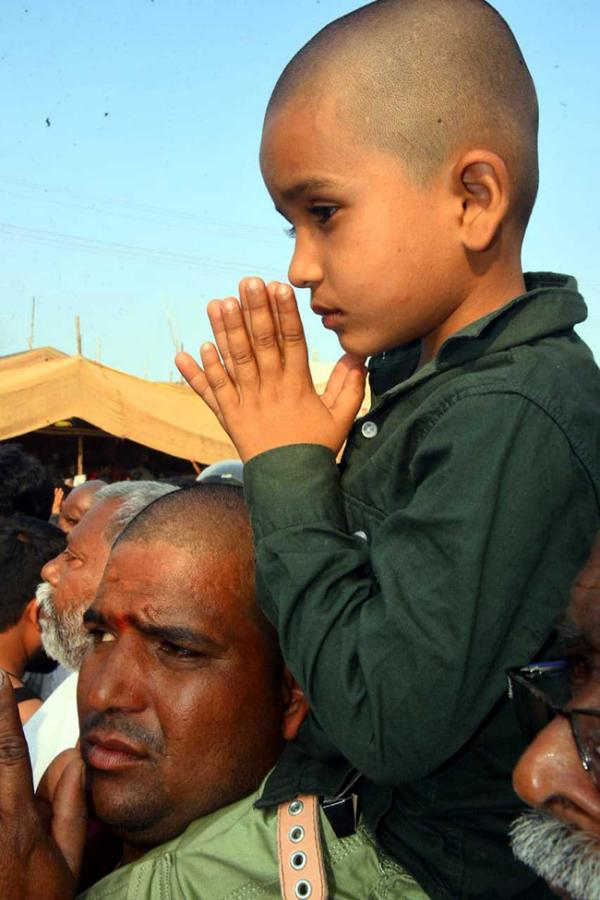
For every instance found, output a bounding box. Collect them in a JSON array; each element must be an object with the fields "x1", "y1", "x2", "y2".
[{"x1": 244, "y1": 444, "x2": 348, "y2": 539}]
